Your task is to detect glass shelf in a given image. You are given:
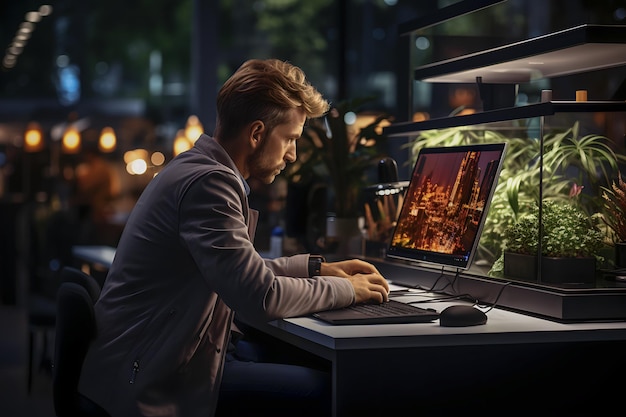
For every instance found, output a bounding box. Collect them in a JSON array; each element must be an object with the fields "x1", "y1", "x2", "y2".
[
  {"x1": 413, "y1": 24, "x2": 626, "y2": 84},
  {"x1": 384, "y1": 101, "x2": 626, "y2": 137}
]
